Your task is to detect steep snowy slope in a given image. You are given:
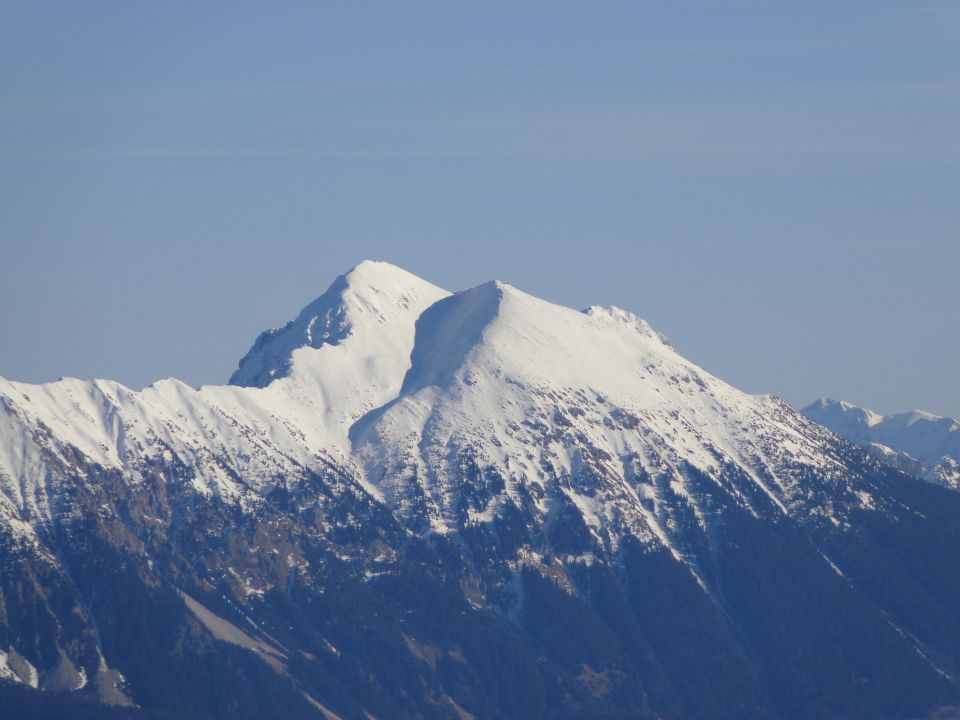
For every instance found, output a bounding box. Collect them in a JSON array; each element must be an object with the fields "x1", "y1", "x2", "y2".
[
  {"x1": 350, "y1": 280, "x2": 861, "y2": 549},
  {"x1": 804, "y1": 398, "x2": 960, "y2": 489},
  {"x1": 0, "y1": 261, "x2": 448, "y2": 523}
]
